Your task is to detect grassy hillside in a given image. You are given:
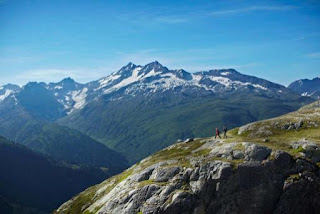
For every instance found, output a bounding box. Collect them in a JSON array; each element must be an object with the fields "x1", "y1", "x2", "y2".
[
  {"x1": 54, "y1": 101, "x2": 320, "y2": 214},
  {"x1": 233, "y1": 100, "x2": 320, "y2": 151}
]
